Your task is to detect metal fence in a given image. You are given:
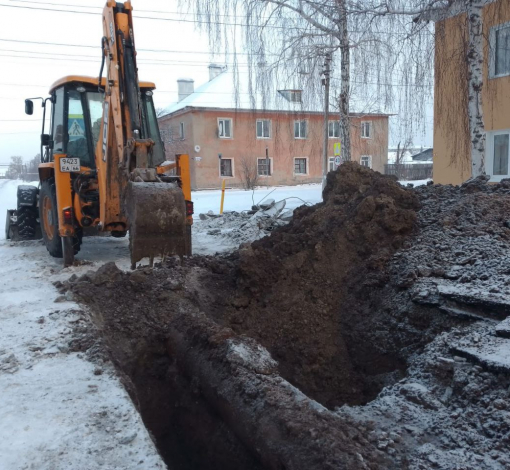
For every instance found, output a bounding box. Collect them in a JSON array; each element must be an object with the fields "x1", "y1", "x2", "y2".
[{"x1": 384, "y1": 163, "x2": 433, "y2": 181}]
